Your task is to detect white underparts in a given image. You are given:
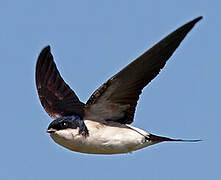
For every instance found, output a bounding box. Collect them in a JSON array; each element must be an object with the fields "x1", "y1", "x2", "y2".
[{"x1": 50, "y1": 120, "x2": 157, "y2": 154}]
